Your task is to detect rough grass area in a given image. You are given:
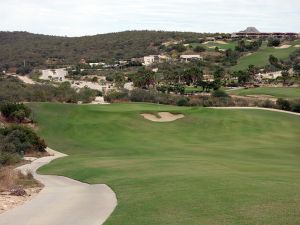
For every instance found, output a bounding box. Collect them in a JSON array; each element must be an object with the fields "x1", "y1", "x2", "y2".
[
  {"x1": 30, "y1": 103, "x2": 300, "y2": 225},
  {"x1": 228, "y1": 87, "x2": 300, "y2": 99},
  {"x1": 0, "y1": 167, "x2": 39, "y2": 192},
  {"x1": 232, "y1": 40, "x2": 300, "y2": 71}
]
